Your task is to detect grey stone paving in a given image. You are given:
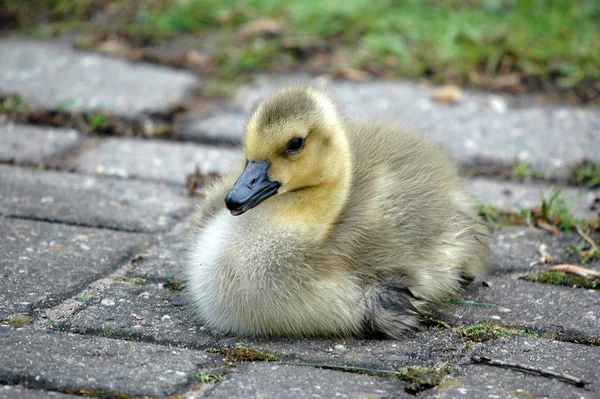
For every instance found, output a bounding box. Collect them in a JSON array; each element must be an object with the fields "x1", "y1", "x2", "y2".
[
  {"x1": 64, "y1": 279, "x2": 466, "y2": 370},
  {"x1": 183, "y1": 78, "x2": 600, "y2": 177},
  {"x1": 67, "y1": 281, "x2": 222, "y2": 349},
  {"x1": 127, "y1": 222, "x2": 188, "y2": 281},
  {"x1": 438, "y1": 275, "x2": 600, "y2": 341},
  {"x1": 204, "y1": 363, "x2": 409, "y2": 399},
  {"x1": 0, "y1": 165, "x2": 193, "y2": 232},
  {"x1": 0, "y1": 123, "x2": 83, "y2": 166},
  {"x1": 489, "y1": 228, "x2": 600, "y2": 274},
  {"x1": 69, "y1": 137, "x2": 242, "y2": 184},
  {"x1": 179, "y1": 111, "x2": 246, "y2": 144},
  {"x1": 1, "y1": 38, "x2": 599, "y2": 398},
  {"x1": 63, "y1": 225, "x2": 600, "y2": 366},
  {"x1": 432, "y1": 366, "x2": 592, "y2": 399},
  {"x1": 0, "y1": 39, "x2": 198, "y2": 118},
  {"x1": 432, "y1": 337, "x2": 600, "y2": 398},
  {"x1": 68, "y1": 137, "x2": 600, "y2": 221},
  {"x1": 0, "y1": 218, "x2": 148, "y2": 320},
  {"x1": 0, "y1": 328, "x2": 224, "y2": 397},
  {"x1": 239, "y1": 329, "x2": 465, "y2": 372}
]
